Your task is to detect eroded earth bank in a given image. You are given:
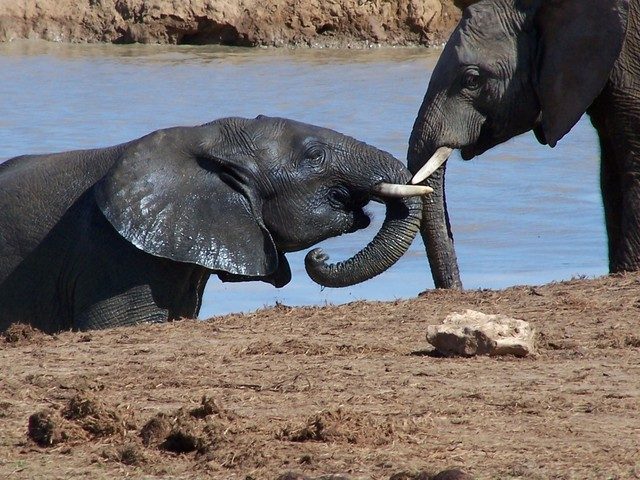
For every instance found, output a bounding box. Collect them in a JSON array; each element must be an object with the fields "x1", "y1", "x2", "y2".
[{"x1": 0, "y1": 0, "x2": 459, "y2": 47}]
